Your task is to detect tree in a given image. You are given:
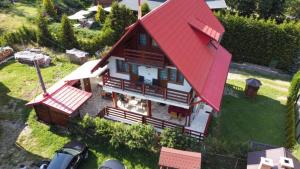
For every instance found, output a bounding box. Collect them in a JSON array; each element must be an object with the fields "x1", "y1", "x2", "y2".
[
  {"x1": 42, "y1": 0, "x2": 57, "y2": 19},
  {"x1": 285, "y1": 0, "x2": 300, "y2": 19},
  {"x1": 59, "y1": 14, "x2": 77, "y2": 49},
  {"x1": 257, "y1": 0, "x2": 285, "y2": 19},
  {"x1": 237, "y1": 0, "x2": 257, "y2": 16},
  {"x1": 141, "y1": 2, "x2": 150, "y2": 16},
  {"x1": 36, "y1": 10, "x2": 53, "y2": 47},
  {"x1": 285, "y1": 71, "x2": 300, "y2": 148},
  {"x1": 95, "y1": 5, "x2": 106, "y2": 23},
  {"x1": 102, "y1": 2, "x2": 135, "y2": 43}
]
